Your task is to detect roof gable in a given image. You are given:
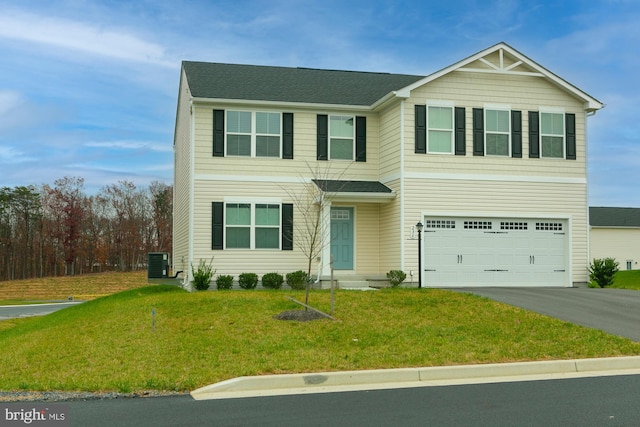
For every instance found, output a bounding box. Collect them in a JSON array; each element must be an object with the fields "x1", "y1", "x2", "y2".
[
  {"x1": 400, "y1": 42, "x2": 603, "y2": 111},
  {"x1": 590, "y1": 207, "x2": 640, "y2": 227}
]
